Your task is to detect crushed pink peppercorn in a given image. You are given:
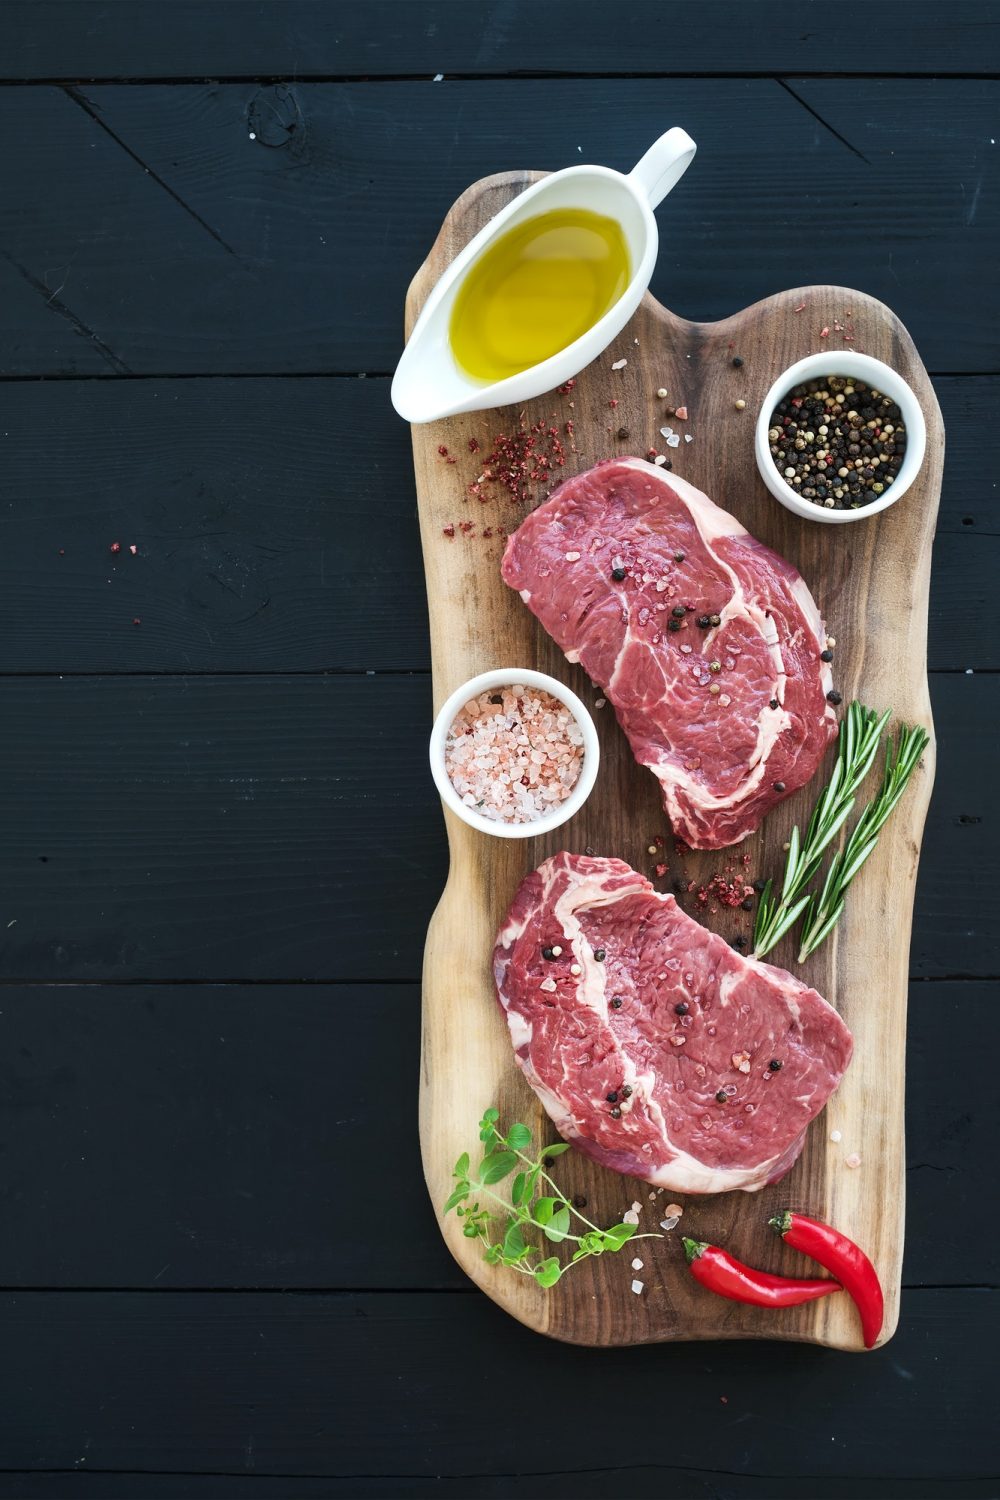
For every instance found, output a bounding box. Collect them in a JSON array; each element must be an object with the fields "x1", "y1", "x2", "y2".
[{"x1": 444, "y1": 685, "x2": 585, "y2": 825}]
